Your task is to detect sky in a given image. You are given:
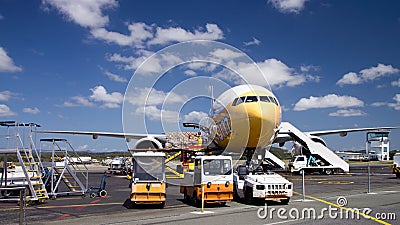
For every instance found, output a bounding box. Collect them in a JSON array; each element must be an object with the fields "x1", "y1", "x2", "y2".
[{"x1": 0, "y1": 0, "x2": 399, "y2": 152}]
